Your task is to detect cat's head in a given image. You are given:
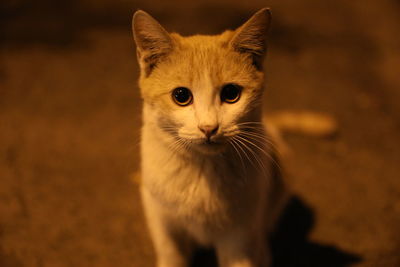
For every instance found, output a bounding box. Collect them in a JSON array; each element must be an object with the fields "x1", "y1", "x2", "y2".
[{"x1": 132, "y1": 8, "x2": 271, "y2": 155}]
